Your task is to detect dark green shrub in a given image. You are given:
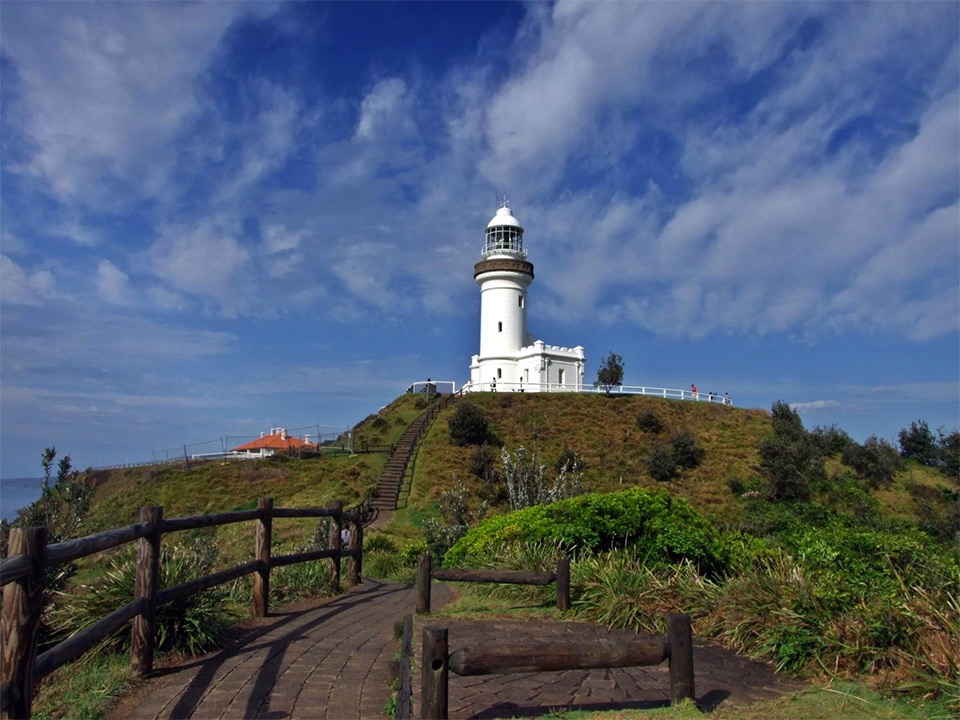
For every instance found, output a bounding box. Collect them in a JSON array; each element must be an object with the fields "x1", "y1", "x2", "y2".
[
  {"x1": 371, "y1": 416, "x2": 389, "y2": 431},
  {"x1": 670, "y1": 430, "x2": 705, "y2": 469},
  {"x1": 841, "y1": 436, "x2": 903, "y2": 488},
  {"x1": 445, "y1": 488, "x2": 724, "y2": 574},
  {"x1": 637, "y1": 409, "x2": 663, "y2": 434},
  {"x1": 810, "y1": 424, "x2": 854, "y2": 455},
  {"x1": 447, "y1": 402, "x2": 488, "y2": 446},
  {"x1": 646, "y1": 443, "x2": 678, "y2": 481},
  {"x1": 469, "y1": 442, "x2": 498, "y2": 480},
  {"x1": 364, "y1": 533, "x2": 399, "y2": 554},
  {"x1": 898, "y1": 420, "x2": 937, "y2": 465},
  {"x1": 936, "y1": 428, "x2": 959, "y2": 478},
  {"x1": 760, "y1": 402, "x2": 824, "y2": 502}
]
